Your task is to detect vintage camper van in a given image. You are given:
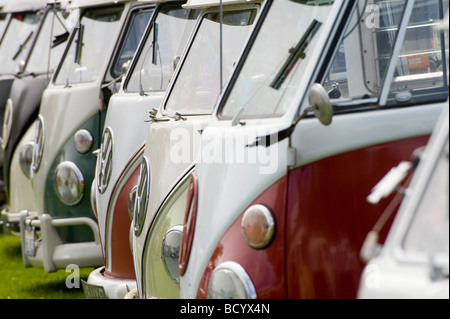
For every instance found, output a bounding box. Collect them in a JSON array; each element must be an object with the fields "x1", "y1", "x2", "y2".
[
  {"x1": 130, "y1": 0, "x2": 264, "y2": 298},
  {"x1": 177, "y1": 0, "x2": 448, "y2": 298},
  {"x1": 0, "y1": 0, "x2": 72, "y2": 235},
  {"x1": 84, "y1": 0, "x2": 200, "y2": 299},
  {"x1": 0, "y1": 0, "x2": 47, "y2": 204},
  {"x1": 20, "y1": 0, "x2": 153, "y2": 273},
  {"x1": 358, "y1": 15, "x2": 449, "y2": 299},
  {"x1": 358, "y1": 106, "x2": 449, "y2": 299}
]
